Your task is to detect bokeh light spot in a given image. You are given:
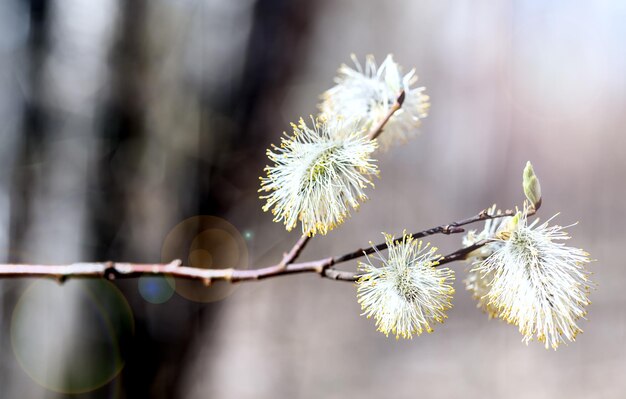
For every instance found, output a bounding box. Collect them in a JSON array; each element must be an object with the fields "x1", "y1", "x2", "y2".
[
  {"x1": 189, "y1": 248, "x2": 213, "y2": 268},
  {"x1": 161, "y1": 216, "x2": 248, "y2": 303},
  {"x1": 11, "y1": 280, "x2": 134, "y2": 394},
  {"x1": 138, "y1": 276, "x2": 175, "y2": 304}
]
